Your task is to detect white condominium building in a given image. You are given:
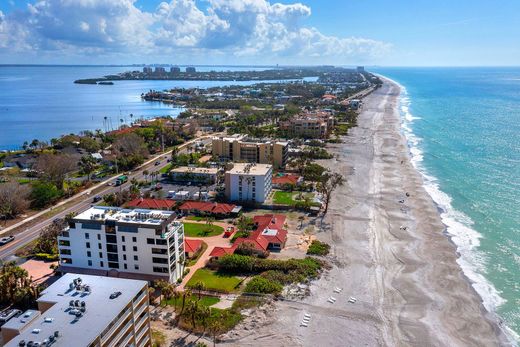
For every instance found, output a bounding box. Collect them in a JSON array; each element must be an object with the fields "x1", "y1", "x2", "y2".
[
  {"x1": 225, "y1": 163, "x2": 273, "y2": 203},
  {"x1": 2, "y1": 274, "x2": 151, "y2": 347},
  {"x1": 58, "y1": 206, "x2": 184, "y2": 283}
]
